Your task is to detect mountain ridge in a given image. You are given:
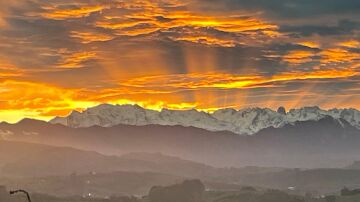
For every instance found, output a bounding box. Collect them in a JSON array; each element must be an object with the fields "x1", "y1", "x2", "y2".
[
  {"x1": 50, "y1": 104, "x2": 360, "y2": 135},
  {"x1": 2, "y1": 116, "x2": 360, "y2": 168}
]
